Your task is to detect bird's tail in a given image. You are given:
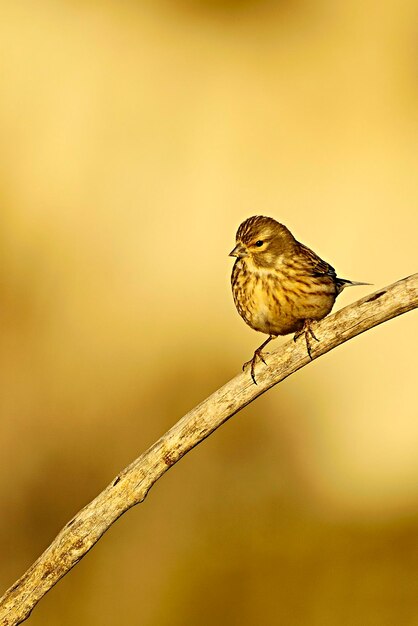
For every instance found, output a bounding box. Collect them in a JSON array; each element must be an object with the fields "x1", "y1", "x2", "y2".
[{"x1": 336, "y1": 278, "x2": 371, "y2": 293}]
